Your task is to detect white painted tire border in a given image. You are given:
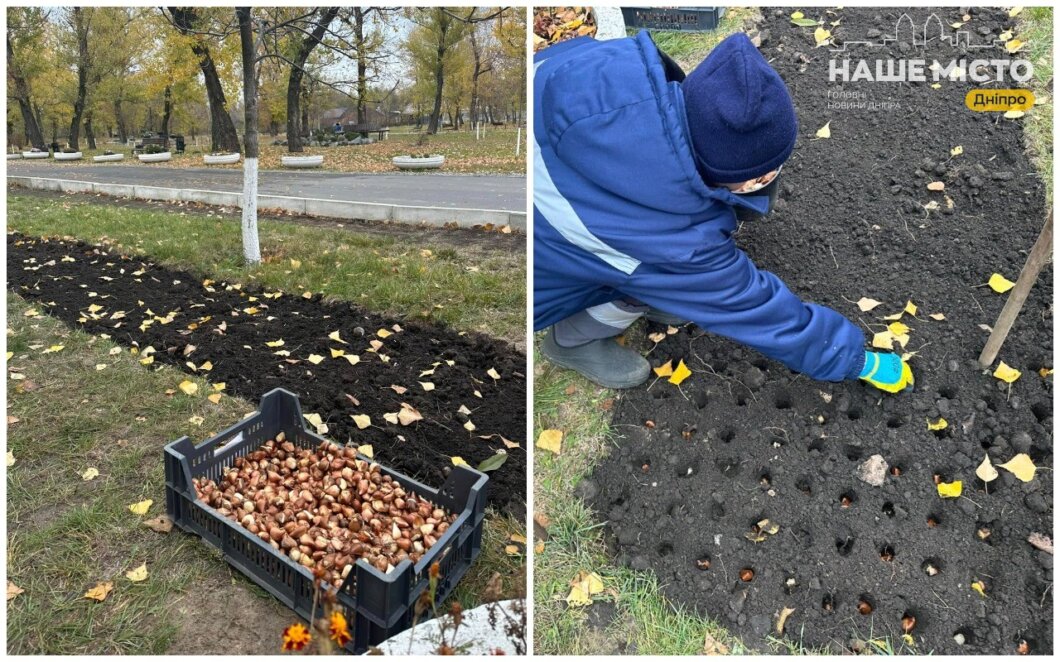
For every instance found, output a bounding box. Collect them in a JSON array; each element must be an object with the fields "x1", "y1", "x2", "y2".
[{"x1": 7, "y1": 175, "x2": 526, "y2": 230}]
